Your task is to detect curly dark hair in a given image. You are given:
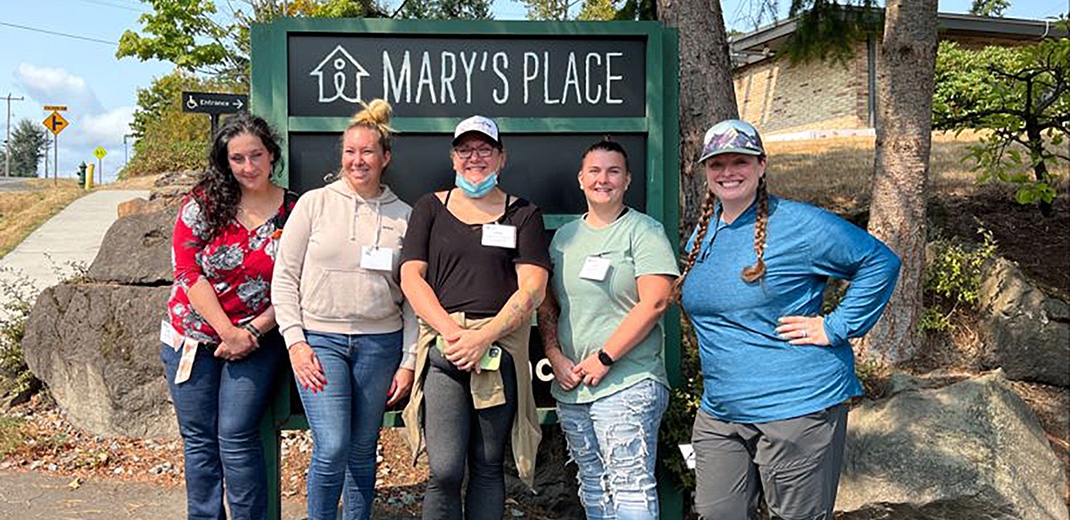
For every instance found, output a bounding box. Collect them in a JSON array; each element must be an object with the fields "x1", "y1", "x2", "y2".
[{"x1": 191, "y1": 113, "x2": 283, "y2": 241}]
